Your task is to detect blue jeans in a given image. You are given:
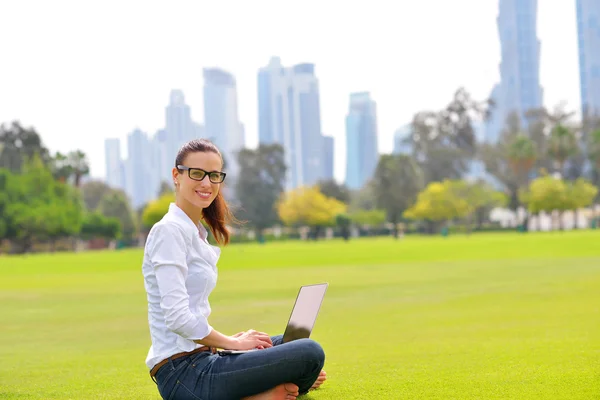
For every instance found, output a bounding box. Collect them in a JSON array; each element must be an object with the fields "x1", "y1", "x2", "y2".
[{"x1": 153, "y1": 335, "x2": 325, "y2": 400}]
